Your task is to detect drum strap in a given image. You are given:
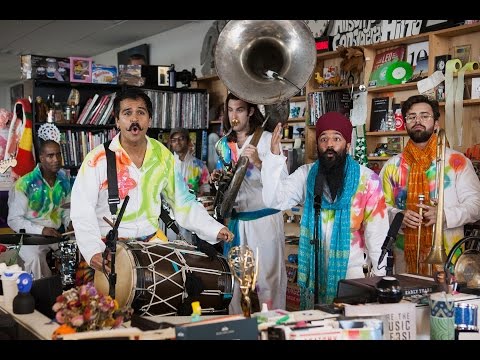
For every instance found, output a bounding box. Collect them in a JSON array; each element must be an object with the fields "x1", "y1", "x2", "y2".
[{"x1": 104, "y1": 140, "x2": 120, "y2": 217}]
